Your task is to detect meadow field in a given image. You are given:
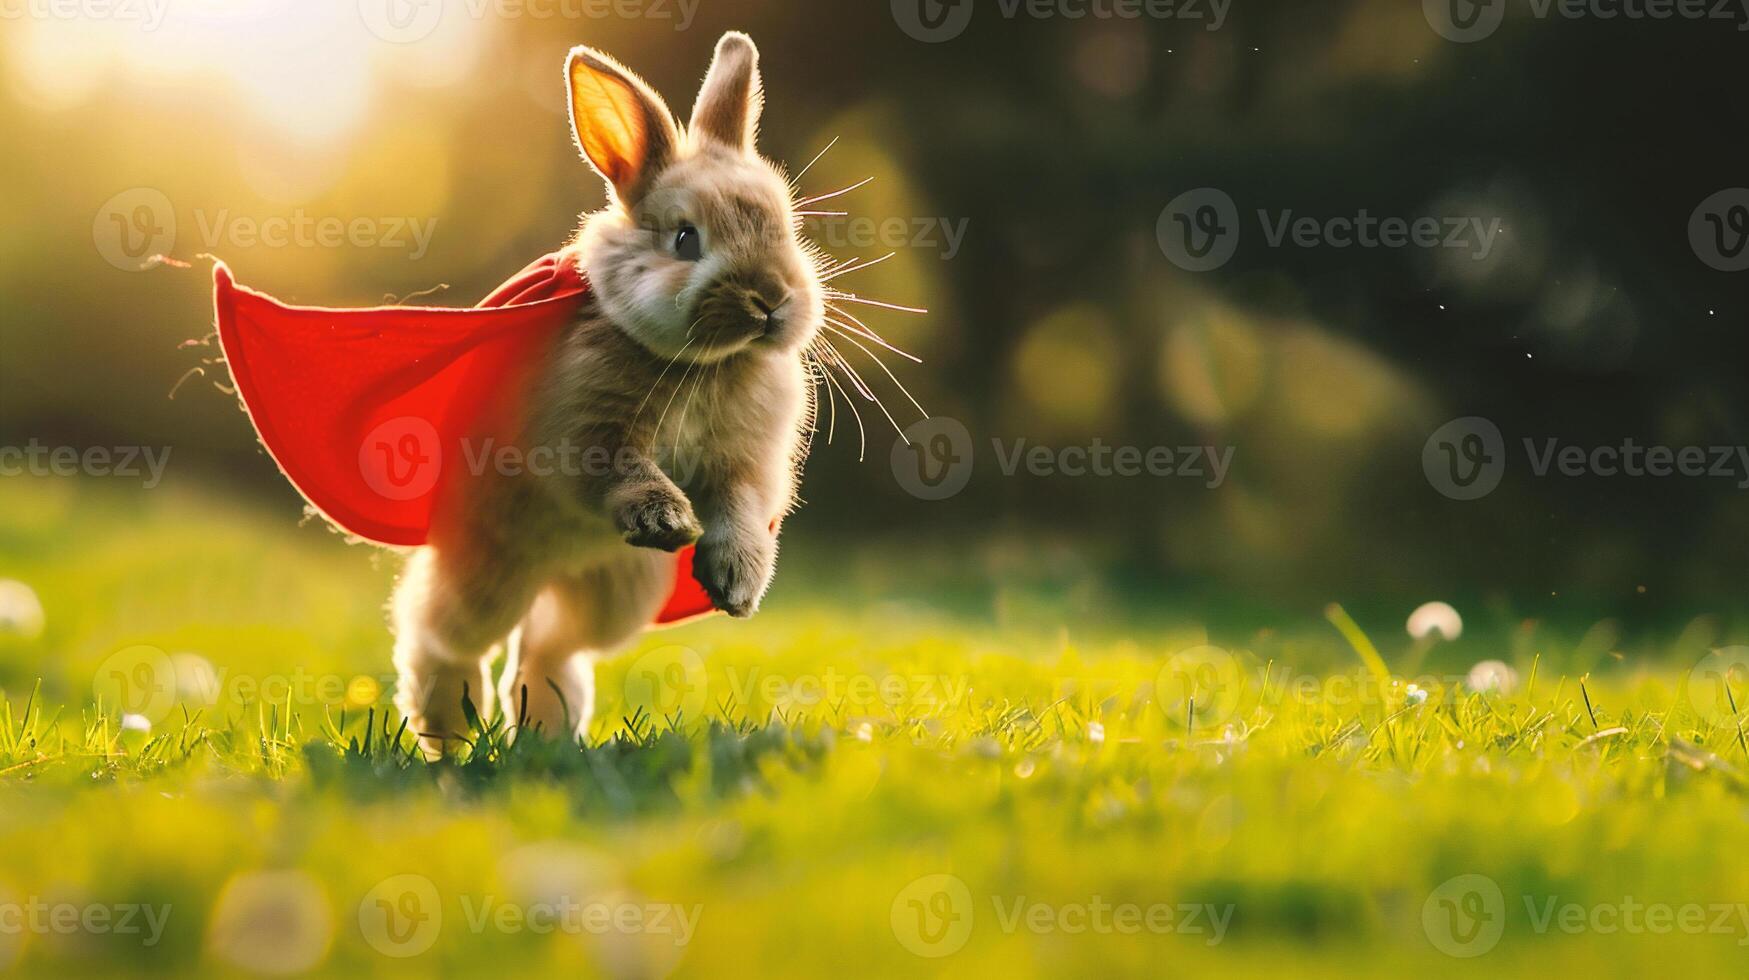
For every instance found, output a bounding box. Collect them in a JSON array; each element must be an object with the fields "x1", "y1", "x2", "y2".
[{"x1": 1, "y1": 479, "x2": 1747, "y2": 978}]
